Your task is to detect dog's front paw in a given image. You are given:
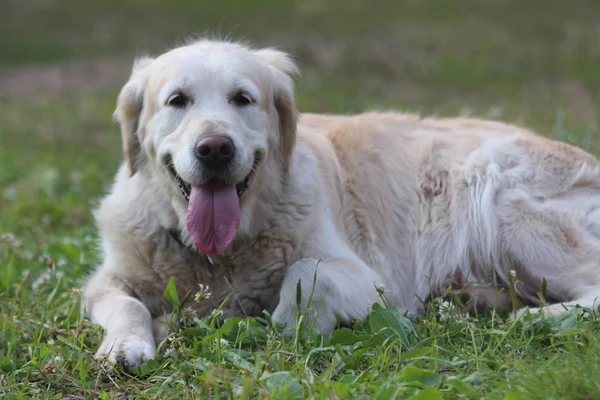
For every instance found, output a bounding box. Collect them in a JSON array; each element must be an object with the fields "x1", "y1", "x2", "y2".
[
  {"x1": 272, "y1": 258, "x2": 385, "y2": 337},
  {"x1": 271, "y1": 299, "x2": 337, "y2": 337},
  {"x1": 270, "y1": 302, "x2": 299, "y2": 336},
  {"x1": 95, "y1": 333, "x2": 155, "y2": 368}
]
